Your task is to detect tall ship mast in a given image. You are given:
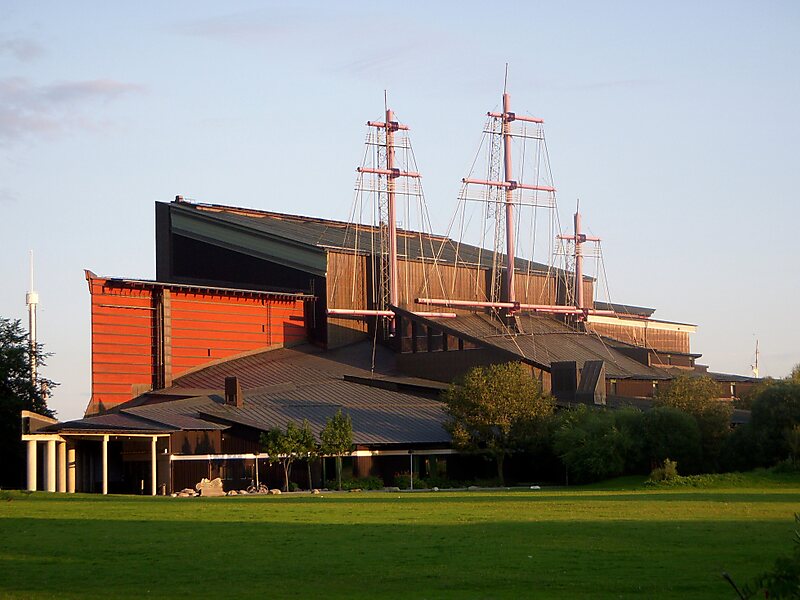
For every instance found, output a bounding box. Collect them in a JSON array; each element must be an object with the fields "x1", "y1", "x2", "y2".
[
  {"x1": 416, "y1": 84, "x2": 615, "y2": 322},
  {"x1": 325, "y1": 81, "x2": 620, "y2": 353}
]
